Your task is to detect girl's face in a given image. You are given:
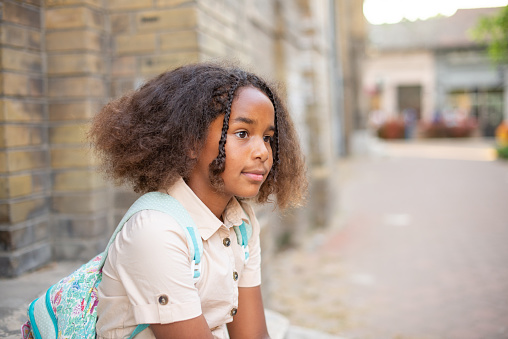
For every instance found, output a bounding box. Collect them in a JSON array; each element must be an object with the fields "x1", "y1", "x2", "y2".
[{"x1": 187, "y1": 86, "x2": 275, "y2": 209}]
